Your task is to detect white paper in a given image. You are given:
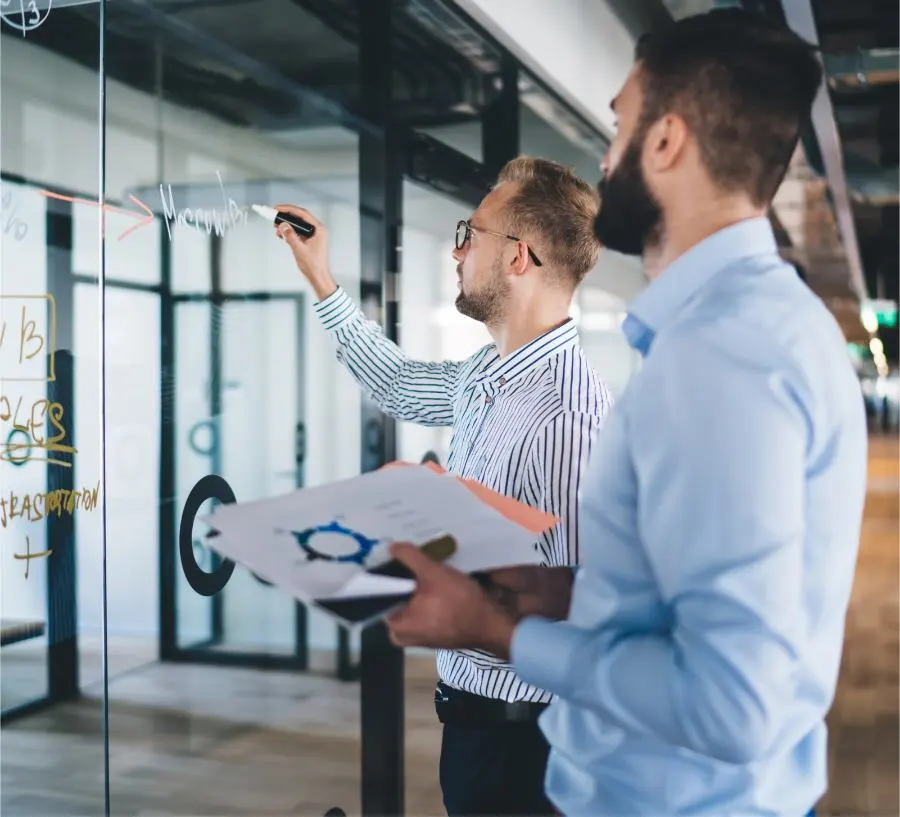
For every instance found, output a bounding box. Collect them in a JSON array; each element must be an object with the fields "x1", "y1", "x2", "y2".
[{"x1": 199, "y1": 466, "x2": 541, "y2": 625}]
